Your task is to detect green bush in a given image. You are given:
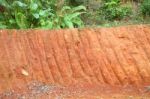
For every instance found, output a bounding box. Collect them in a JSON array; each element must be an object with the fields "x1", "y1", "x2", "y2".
[
  {"x1": 140, "y1": 0, "x2": 150, "y2": 16},
  {"x1": 45, "y1": 5, "x2": 86, "y2": 29},
  {"x1": 99, "y1": 0, "x2": 132, "y2": 21},
  {"x1": 0, "y1": 0, "x2": 86, "y2": 29}
]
